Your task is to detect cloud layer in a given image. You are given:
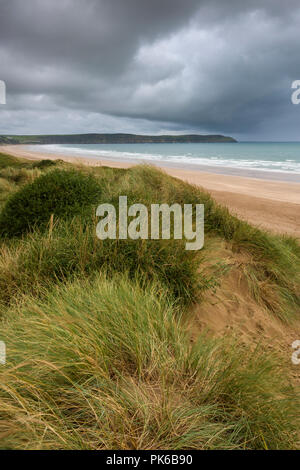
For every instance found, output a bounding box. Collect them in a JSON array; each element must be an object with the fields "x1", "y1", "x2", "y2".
[{"x1": 1, "y1": 0, "x2": 300, "y2": 139}]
